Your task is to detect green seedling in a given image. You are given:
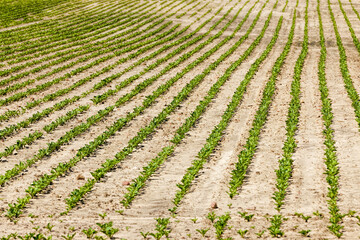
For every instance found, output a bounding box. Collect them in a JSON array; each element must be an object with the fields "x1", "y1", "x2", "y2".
[
  {"x1": 196, "y1": 228, "x2": 209, "y2": 237},
  {"x1": 207, "y1": 211, "x2": 216, "y2": 223},
  {"x1": 45, "y1": 223, "x2": 54, "y2": 232},
  {"x1": 237, "y1": 229, "x2": 248, "y2": 238},
  {"x1": 313, "y1": 211, "x2": 324, "y2": 219},
  {"x1": 140, "y1": 231, "x2": 149, "y2": 239},
  {"x1": 61, "y1": 233, "x2": 76, "y2": 240},
  {"x1": 238, "y1": 211, "x2": 254, "y2": 222},
  {"x1": 82, "y1": 227, "x2": 97, "y2": 239},
  {"x1": 255, "y1": 230, "x2": 265, "y2": 238},
  {"x1": 299, "y1": 229, "x2": 311, "y2": 237},
  {"x1": 96, "y1": 222, "x2": 119, "y2": 238}
]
